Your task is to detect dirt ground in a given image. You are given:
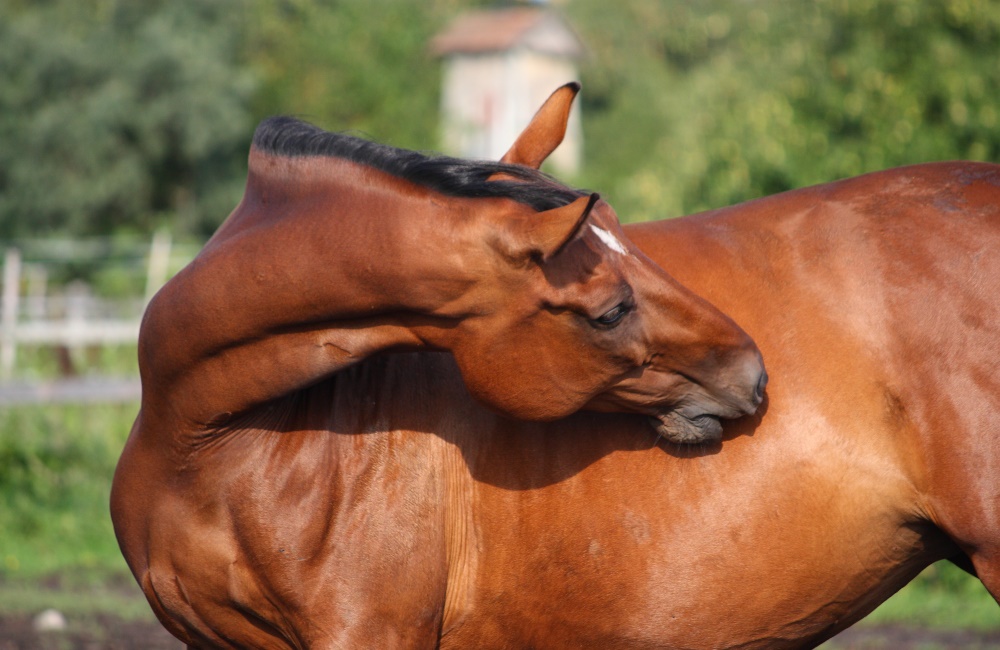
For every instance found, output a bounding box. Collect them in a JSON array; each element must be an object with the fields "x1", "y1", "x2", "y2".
[
  {"x1": 823, "y1": 624, "x2": 1000, "y2": 649},
  {"x1": 823, "y1": 625, "x2": 1000, "y2": 650},
  {"x1": 0, "y1": 614, "x2": 181, "y2": 650},
  {"x1": 2, "y1": 617, "x2": 1000, "y2": 649}
]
